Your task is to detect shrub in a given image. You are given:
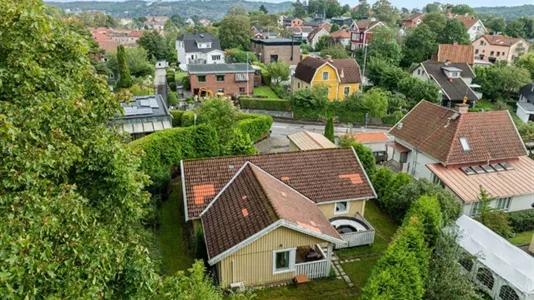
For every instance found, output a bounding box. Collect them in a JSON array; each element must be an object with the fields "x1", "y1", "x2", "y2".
[
  {"x1": 508, "y1": 209, "x2": 534, "y2": 232},
  {"x1": 227, "y1": 128, "x2": 256, "y2": 155},
  {"x1": 403, "y1": 195, "x2": 442, "y2": 247},
  {"x1": 324, "y1": 116, "x2": 335, "y2": 143},
  {"x1": 382, "y1": 111, "x2": 403, "y2": 125},
  {"x1": 476, "y1": 187, "x2": 513, "y2": 237},
  {"x1": 236, "y1": 113, "x2": 273, "y2": 142},
  {"x1": 181, "y1": 111, "x2": 195, "y2": 127},
  {"x1": 271, "y1": 84, "x2": 289, "y2": 99},
  {"x1": 166, "y1": 68, "x2": 176, "y2": 91},
  {"x1": 194, "y1": 227, "x2": 209, "y2": 264},
  {"x1": 169, "y1": 110, "x2": 185, "y2": 127},
  {"x1": 168, "y1": 91, "x2": 178, "y2": 106},
  {"x1": 338, "y1": 135, "x2": 376, "y2": 177},
  {"x1": 239, "y1": 98, "x2": 292, "y2": 112},
  {"x1": 181, "y1": 76, "x2": 190, "y2": 90}
]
